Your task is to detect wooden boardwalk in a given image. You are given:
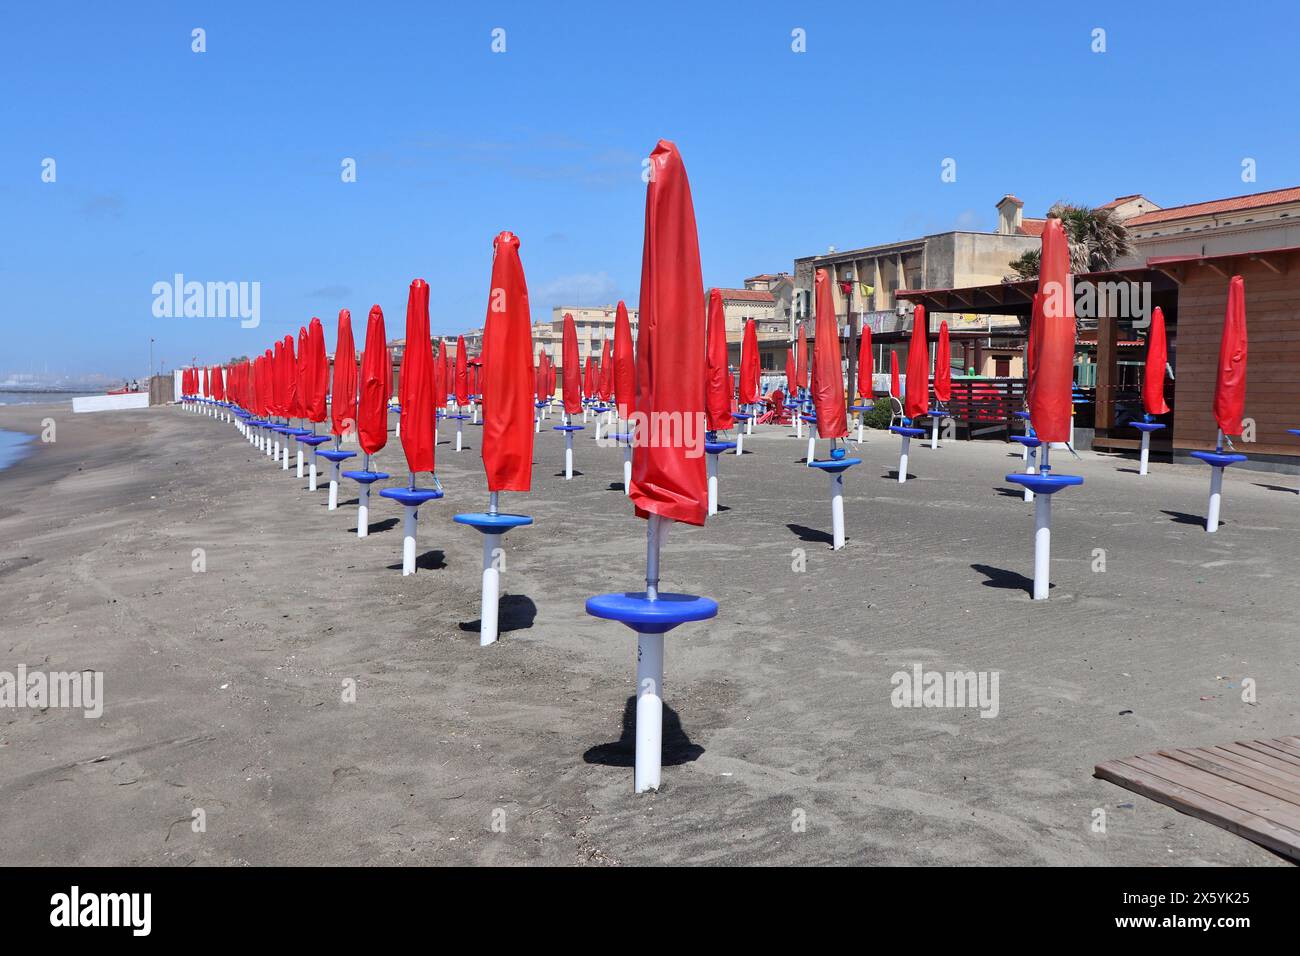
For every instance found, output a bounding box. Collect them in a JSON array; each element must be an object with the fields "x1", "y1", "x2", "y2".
[{"x1": 1095, "y1": 736, "x2": 1300, "y2": 862}]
